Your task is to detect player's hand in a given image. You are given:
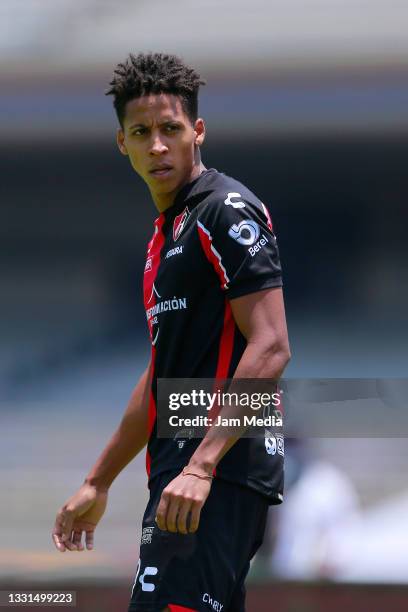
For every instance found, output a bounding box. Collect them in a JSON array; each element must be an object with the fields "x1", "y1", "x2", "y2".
[
  {"x1": 52, "y1": 483, "x2": 108, "y2": 552},
  {"x1": 155, "y1": 471, "x2": 212, "y2": 535}
]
